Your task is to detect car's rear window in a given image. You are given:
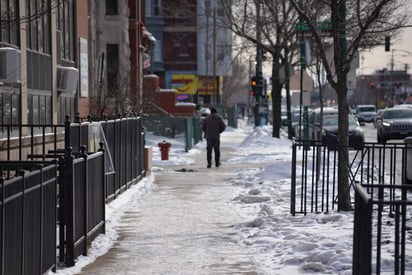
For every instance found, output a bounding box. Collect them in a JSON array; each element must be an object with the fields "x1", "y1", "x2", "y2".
[
  {"x1": 384, "y1": 109, "x2": 412, "y2": 119},
  {"x1": 358, "y1": 106, "x2": 376, "y2": 112}
]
